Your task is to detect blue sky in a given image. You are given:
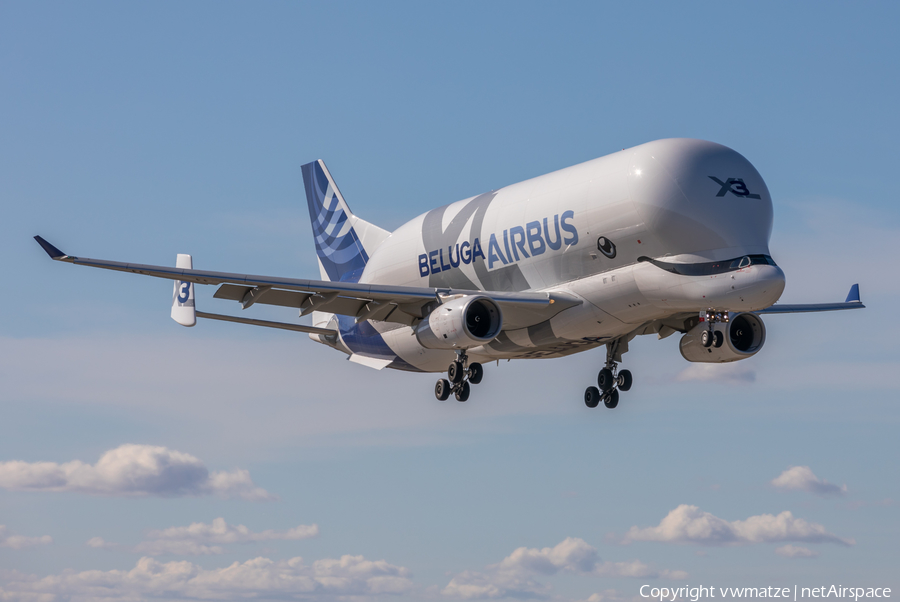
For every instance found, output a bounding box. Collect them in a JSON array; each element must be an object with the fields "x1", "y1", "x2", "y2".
[{"x1": 1, "y1": 2, "x2": 898, "y2": 601}]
